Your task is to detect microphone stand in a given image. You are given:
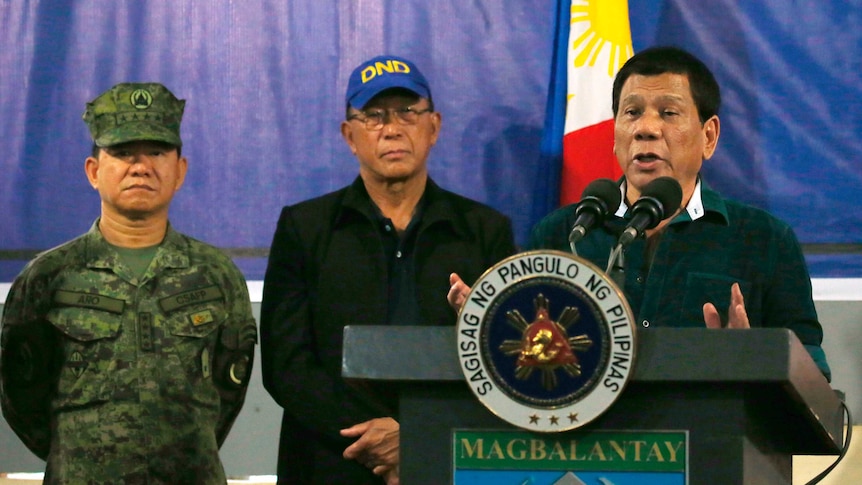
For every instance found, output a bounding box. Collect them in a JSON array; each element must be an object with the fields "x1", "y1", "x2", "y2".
[
  {"x1": 568, "y1": 238, "x2": 579, "y2": 256},
  {"x1": 606, "y1": 242, "x2": 626, "y2": 291}
]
